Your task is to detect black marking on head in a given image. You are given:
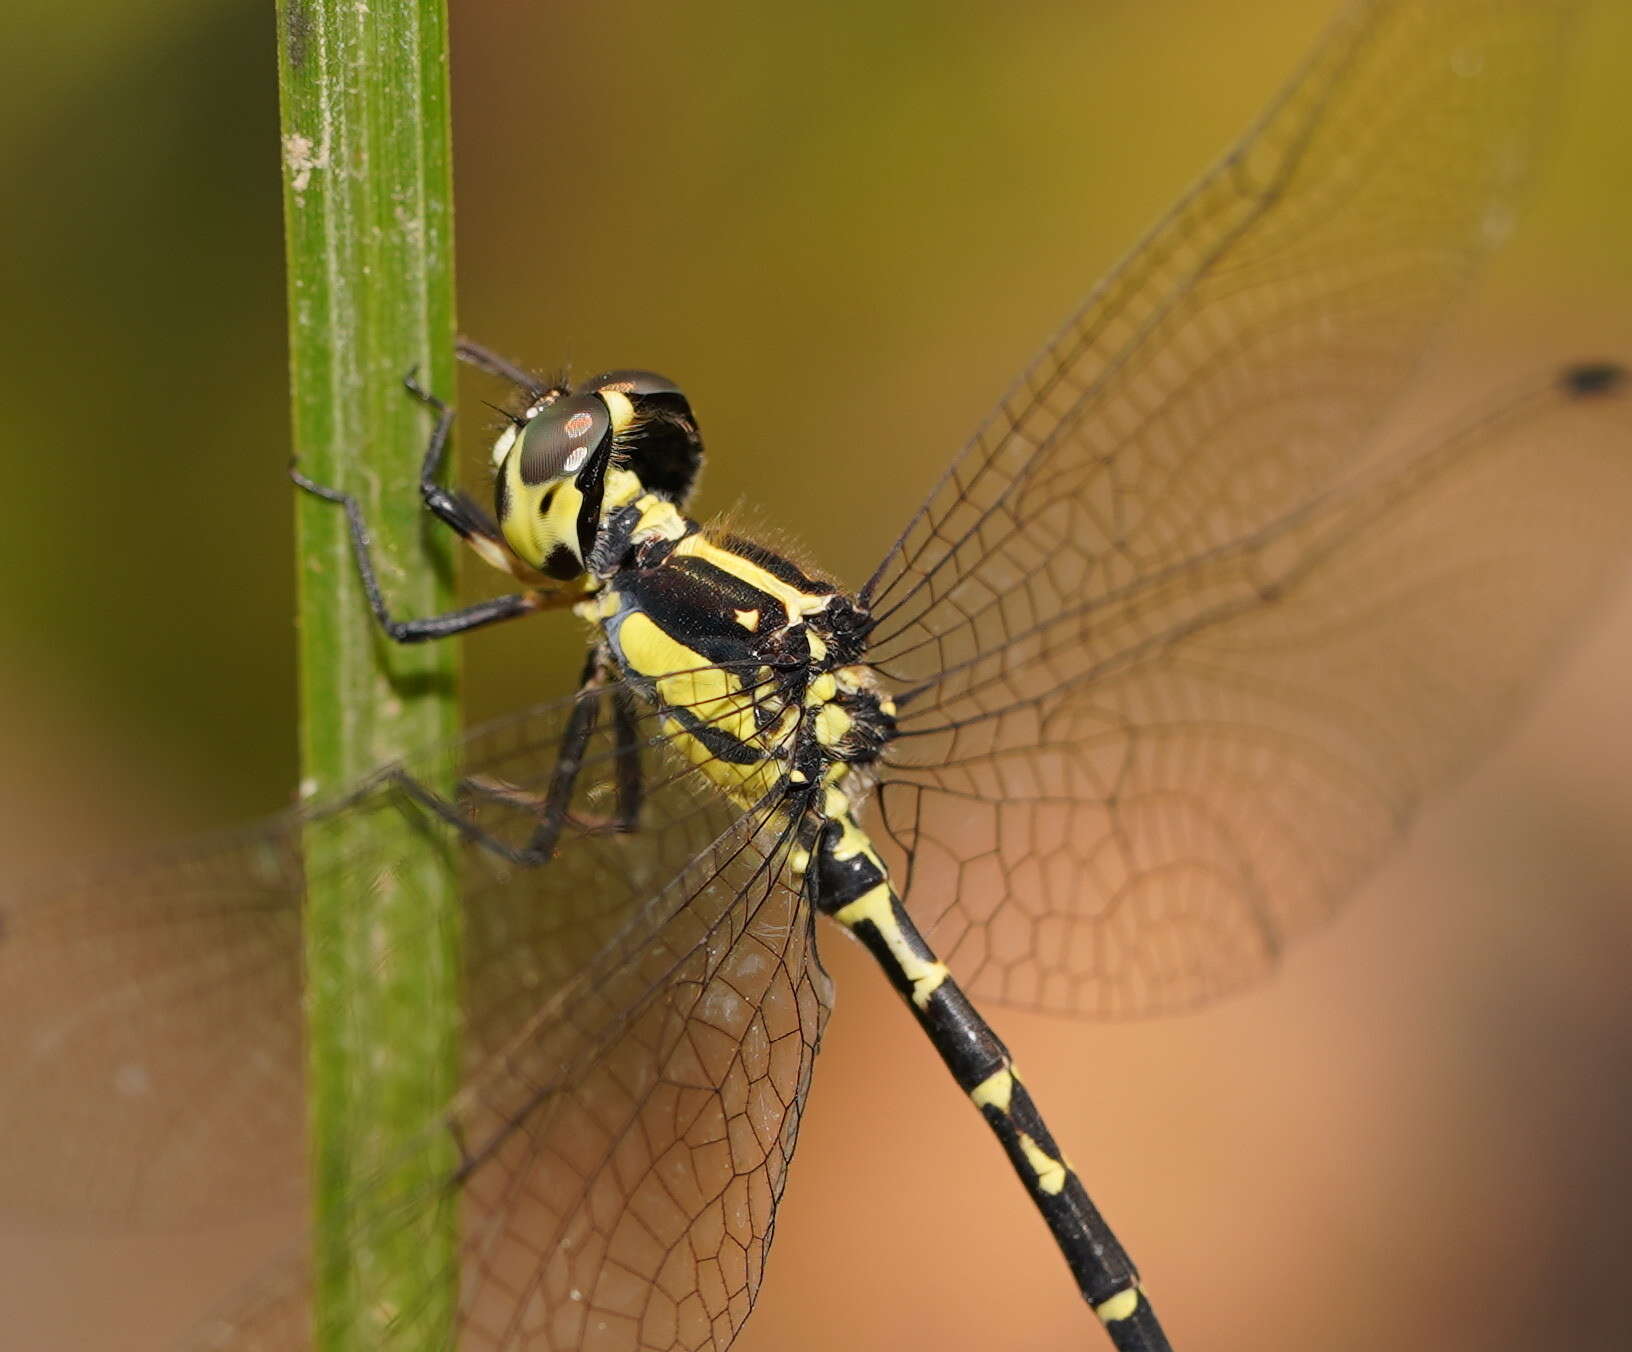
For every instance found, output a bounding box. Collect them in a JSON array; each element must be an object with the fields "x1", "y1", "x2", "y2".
[
  {"x1": 573, "y1": 442, "x2": 612, "y2": 563},
  {"x1": 1560, "y1": 363, "x2": 1628, "y2": 399},
  {"x1": 493, "y1": 465, "x2": 511, "y2": 527},
  {"x1": 544, "y1": 543, "x2": 580, "y2": 580}
]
